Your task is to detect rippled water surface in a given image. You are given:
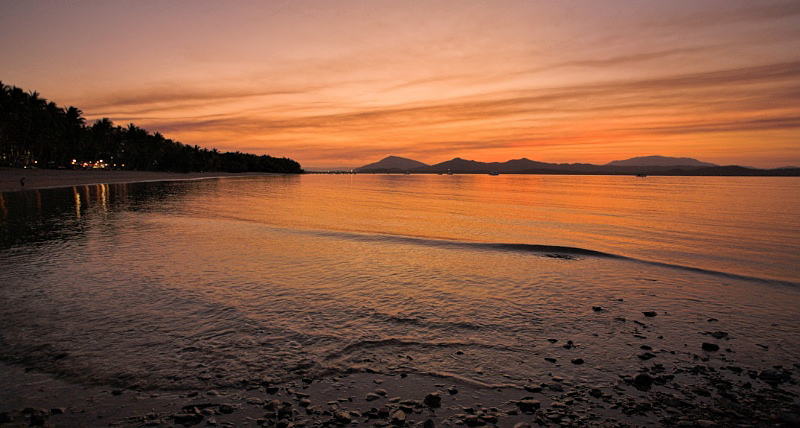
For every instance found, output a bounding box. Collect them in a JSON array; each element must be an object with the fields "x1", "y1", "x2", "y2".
[{"x1": 1, "y1": 174, "x2": 799, "y2": 390}]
